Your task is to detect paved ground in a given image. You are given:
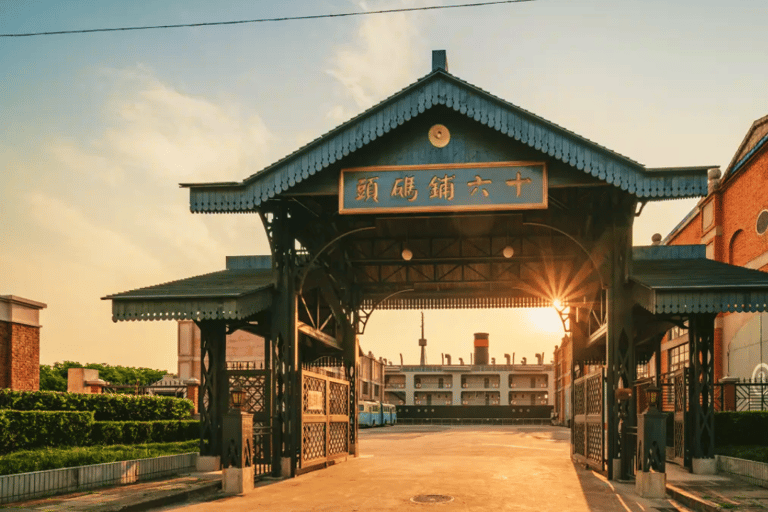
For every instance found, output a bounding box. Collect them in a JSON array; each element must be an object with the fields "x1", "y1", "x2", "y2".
[
  {"x1": 164, "y1": 425, "x2": 685, "y2": 512},
  {"x1": 5, "y1": 425, "x2": 767, "y2": 512}
]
